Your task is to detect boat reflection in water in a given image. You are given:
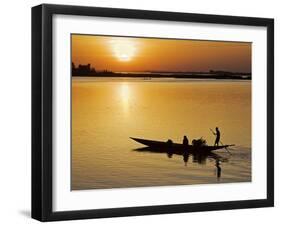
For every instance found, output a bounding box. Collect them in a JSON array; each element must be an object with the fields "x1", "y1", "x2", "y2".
[{"x1": 132, "y1": 137, "x2": 230, "y2": 181}]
